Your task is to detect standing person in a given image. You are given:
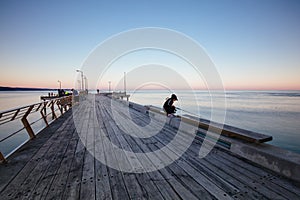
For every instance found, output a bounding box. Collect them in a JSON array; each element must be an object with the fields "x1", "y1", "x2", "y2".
[
  {"x1": 71, "y1": 88, "x2": 78, "y2": 96},
  {"x1": 71, "y1": 89, "x2": 79, "y2": 103},
  {"x1": 163, "y1": 94, "x2": 178, "y2": 116}
]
